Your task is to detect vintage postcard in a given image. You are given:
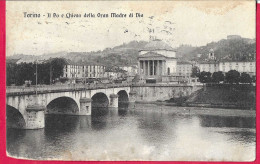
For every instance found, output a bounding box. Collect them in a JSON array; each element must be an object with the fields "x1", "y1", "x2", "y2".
[{"x1": 5, "y1": 0, "x2": 256, "y2": 161}]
